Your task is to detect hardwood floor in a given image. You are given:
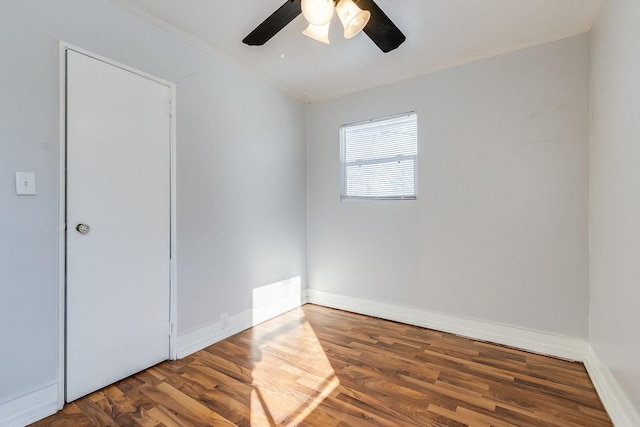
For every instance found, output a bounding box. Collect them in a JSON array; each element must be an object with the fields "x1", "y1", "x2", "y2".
[{"x1": 33, "y1": 304, "x2": 611, "y2": 426}]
